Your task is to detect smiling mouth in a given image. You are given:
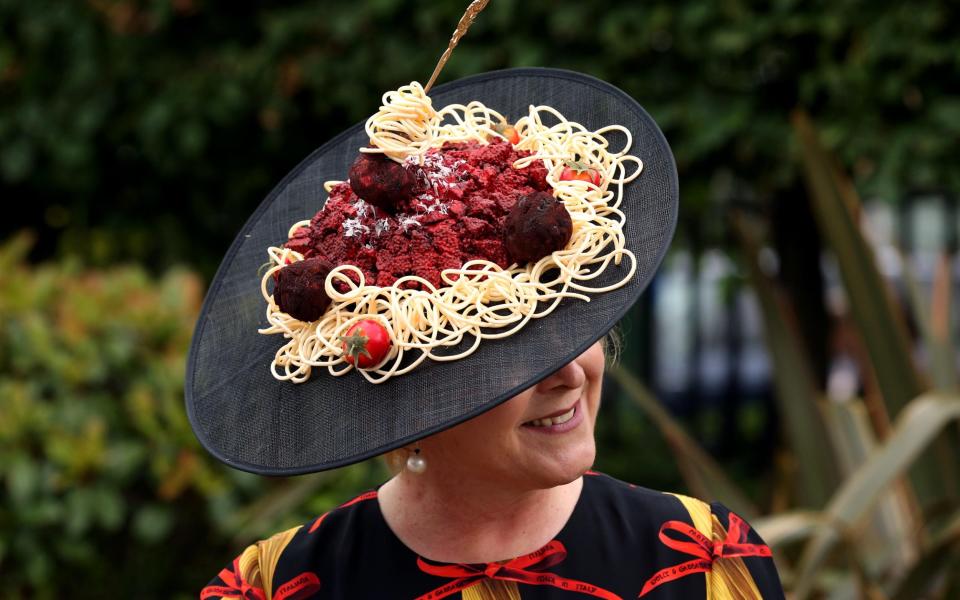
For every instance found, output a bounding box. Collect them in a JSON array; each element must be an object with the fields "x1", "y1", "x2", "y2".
[{"x1": 523, "y1": 403, "x2": 578, "y2": 428}]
